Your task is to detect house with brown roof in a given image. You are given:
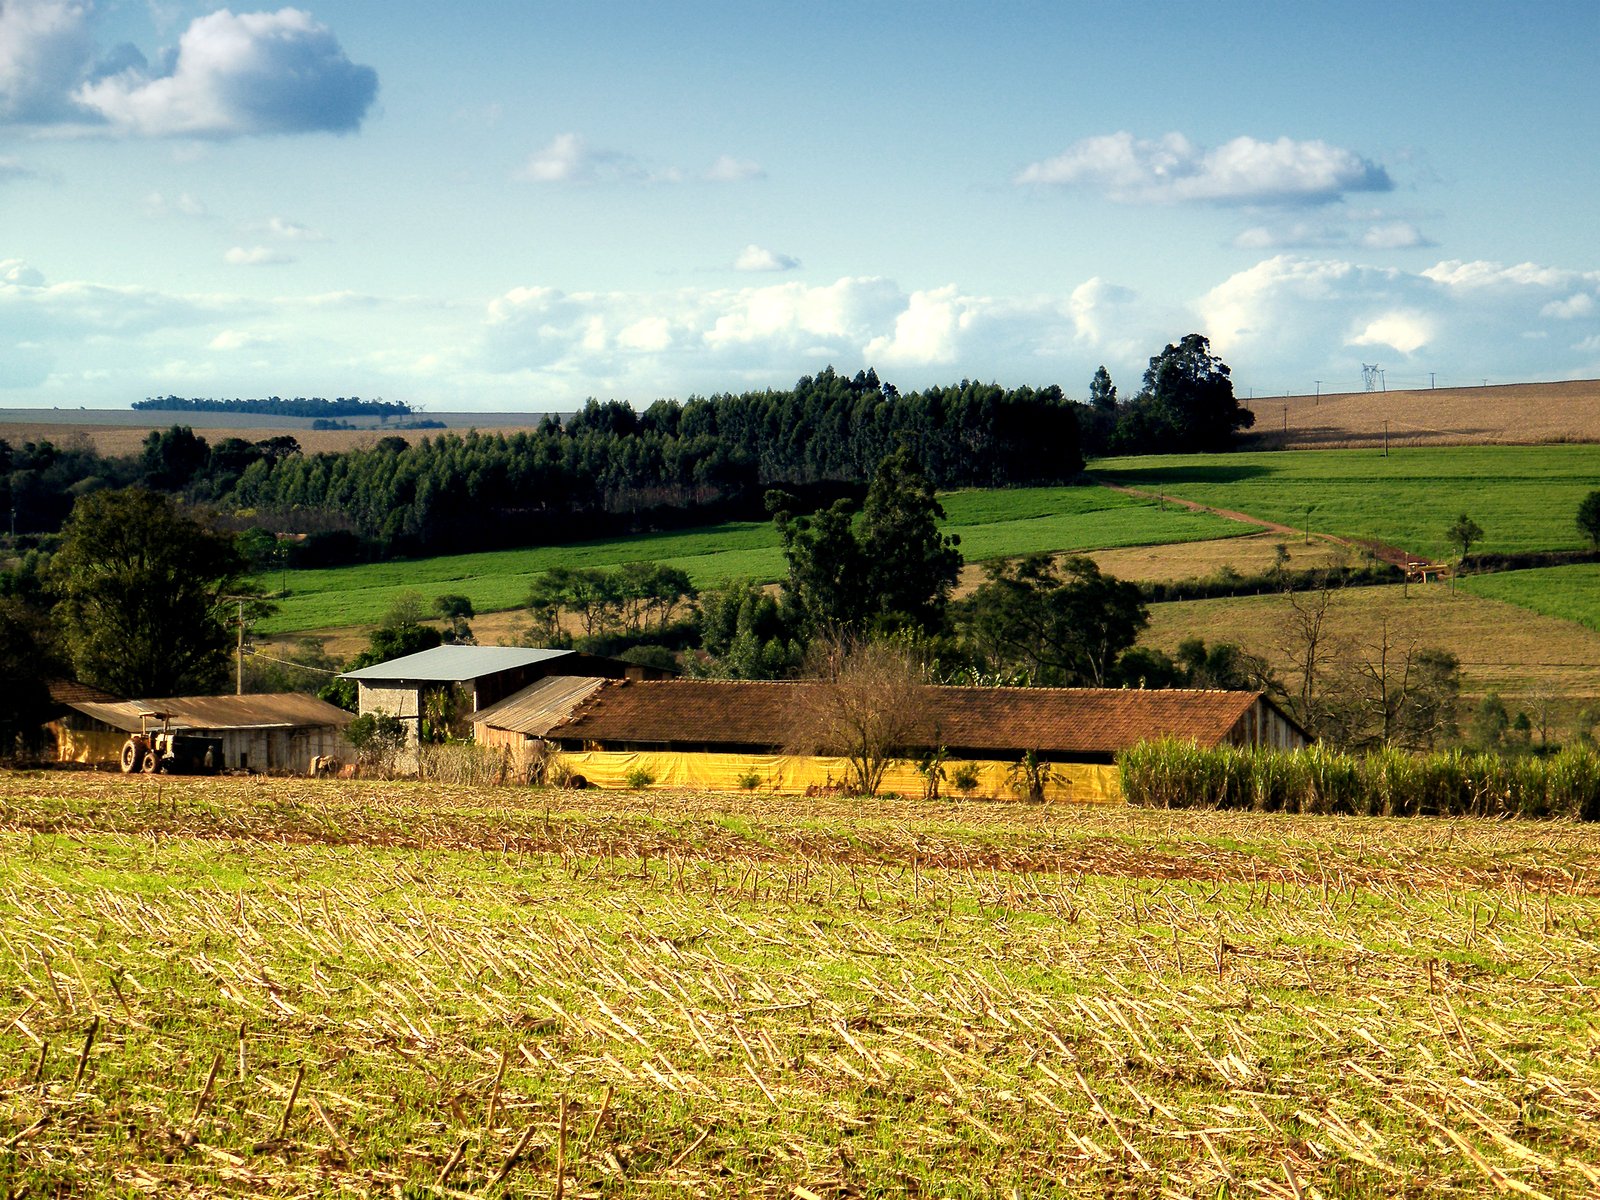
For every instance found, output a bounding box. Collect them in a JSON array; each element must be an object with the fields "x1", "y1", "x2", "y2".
[{"x1": 473, "y1": 677, "x2": 1307, "y2": 800}]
